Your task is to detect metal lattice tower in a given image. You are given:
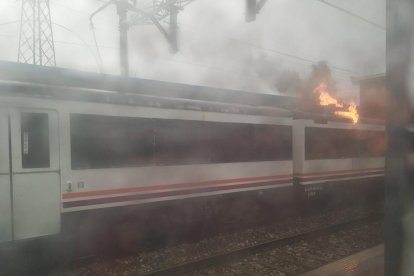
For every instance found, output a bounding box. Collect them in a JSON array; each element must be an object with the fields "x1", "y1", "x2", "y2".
[{"x1": 18, "y1": 0, "x2": 56, "y2": 66}]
